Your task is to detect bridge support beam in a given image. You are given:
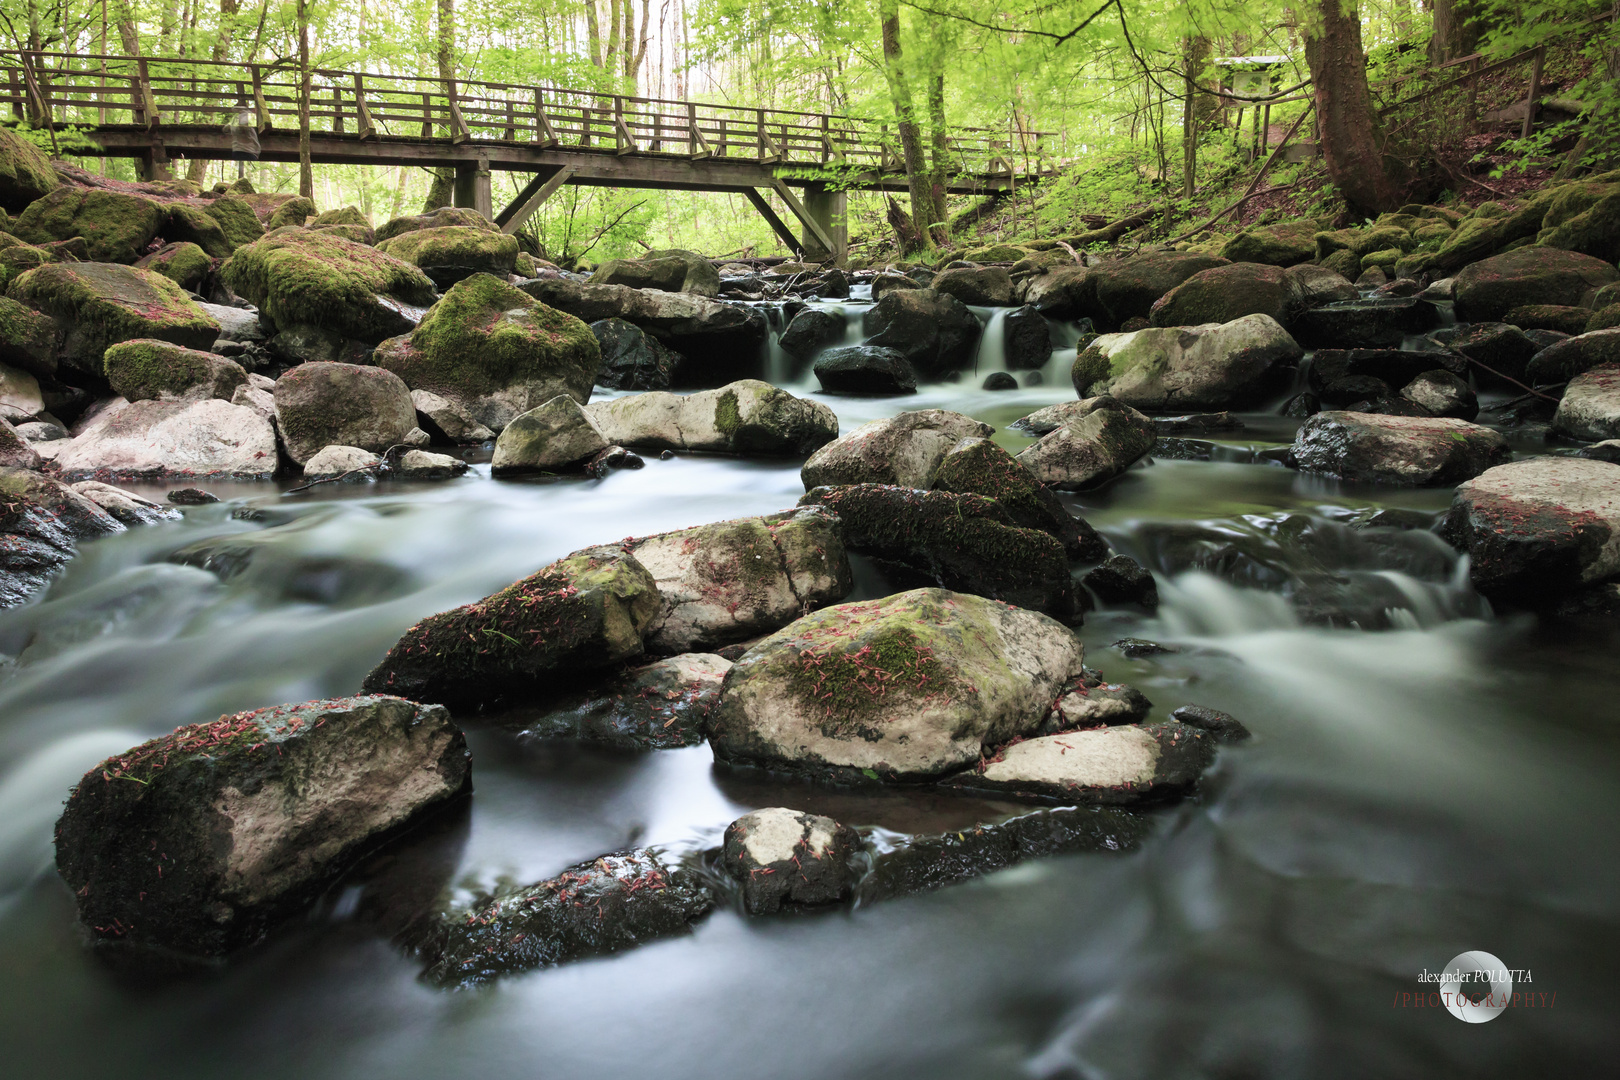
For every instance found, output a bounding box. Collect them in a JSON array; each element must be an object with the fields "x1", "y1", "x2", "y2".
[
  {"x1": 453, "y1": 153, "x2": 492, "y2": 220},
  {"x1": 742, "y1": 190, "x2": 804, "y2": 258},
  {"x1": 496, "y1": 165, "x2": 576, "y2": 235},
  {"x1": 798, "y1": 181, "x2": 847, "y2": 265}
]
